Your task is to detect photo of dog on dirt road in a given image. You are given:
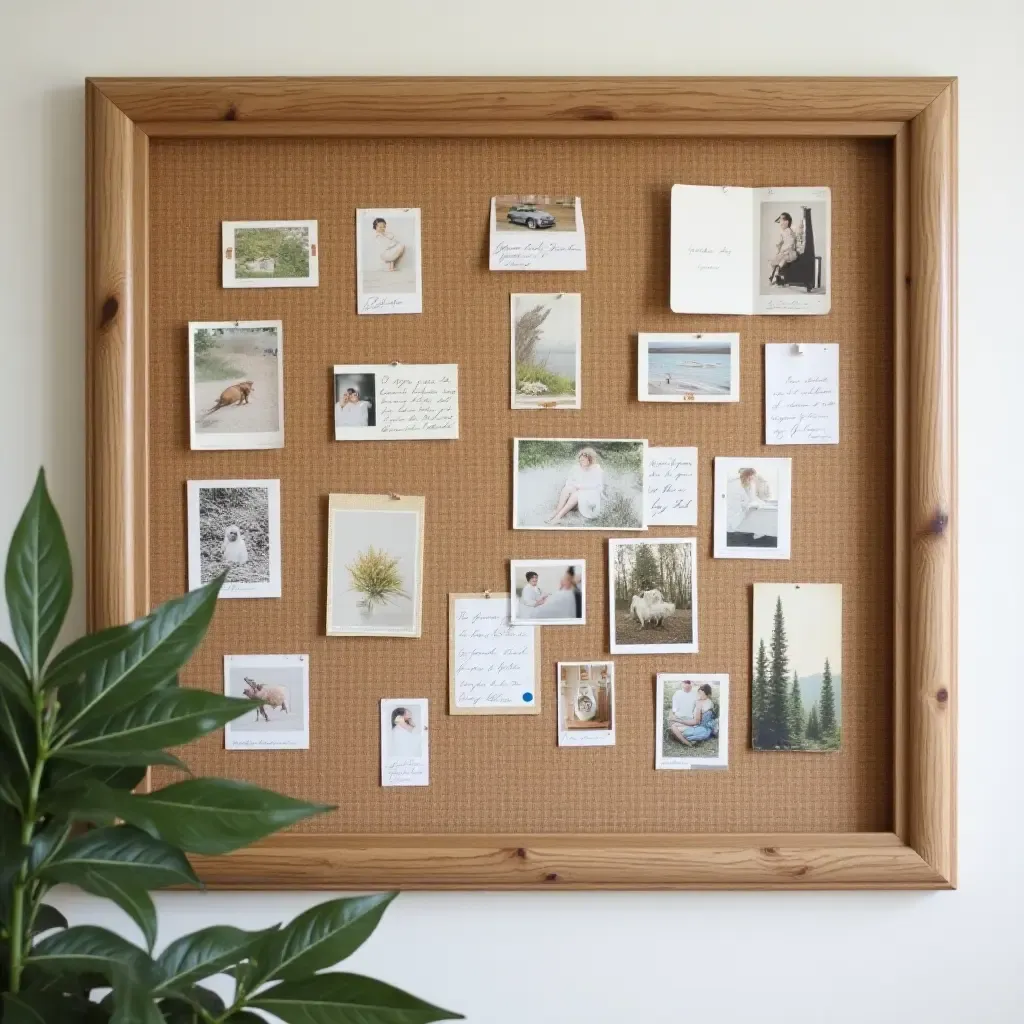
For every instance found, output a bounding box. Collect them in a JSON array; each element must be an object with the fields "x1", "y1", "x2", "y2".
[
  {"x1": 609, "y1": 537, "x2": 698, "y2": 653},
  {"x1": 189, "y1": 320, "x2": 284, "y2": 450}
]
